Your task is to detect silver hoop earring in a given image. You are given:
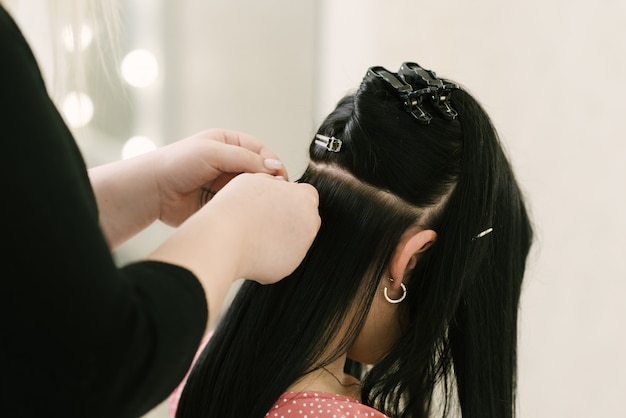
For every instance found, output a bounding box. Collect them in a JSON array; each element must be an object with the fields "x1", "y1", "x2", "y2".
[{"x1": 384, "y1": 282, "x2": 407, "y2": 304}]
